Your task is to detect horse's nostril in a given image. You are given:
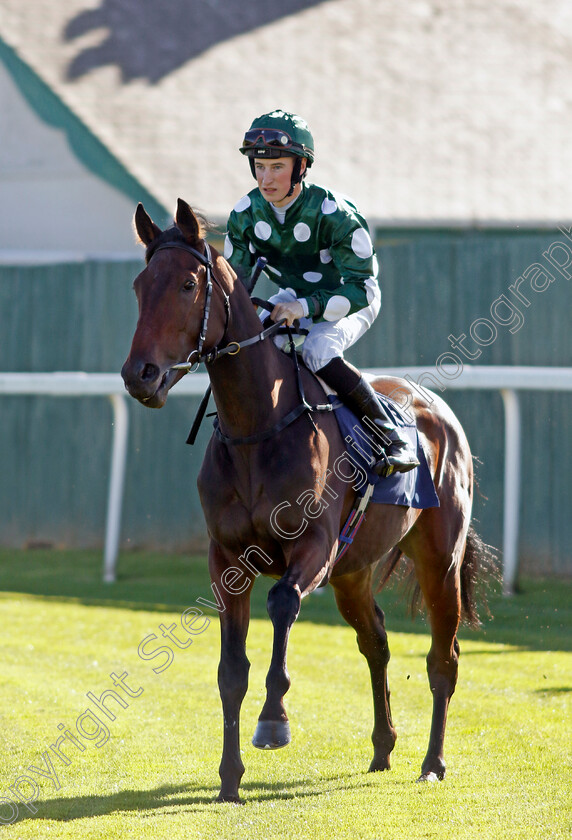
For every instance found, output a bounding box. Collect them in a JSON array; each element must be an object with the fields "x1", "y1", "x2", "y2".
[{"x1": 141, "y1": 363, "x2": 160, "y2": 382}]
